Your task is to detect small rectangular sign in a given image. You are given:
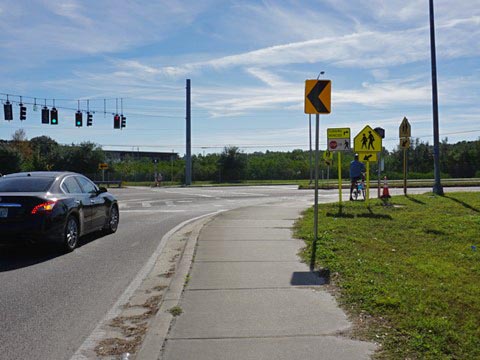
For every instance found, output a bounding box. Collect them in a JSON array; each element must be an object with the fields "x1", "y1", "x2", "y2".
[
  {"x1": 328, "y1": 138, "x2": 351, "y2": 151},
  {"x1": 400, "y1": 137, "x2": 411, "y2": 149},
  {"x1": 327, "y1": 128, "x2": 350, "y2": 139},
  {"x1": 358, "y1": 152, "x2": 378, "y2": 162}
]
